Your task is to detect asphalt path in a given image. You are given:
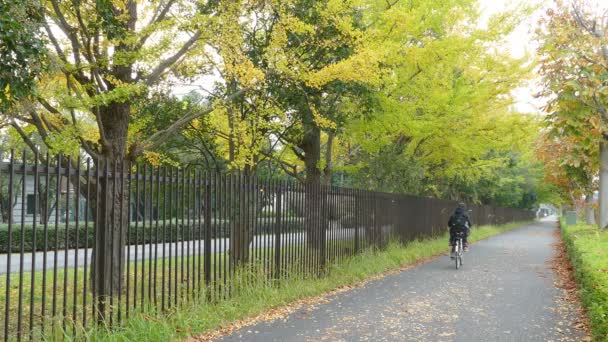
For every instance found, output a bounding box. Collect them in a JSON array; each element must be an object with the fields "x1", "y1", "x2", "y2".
[{"x1": 216, "y1": 219, "x2": 587, "y2": 342}]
